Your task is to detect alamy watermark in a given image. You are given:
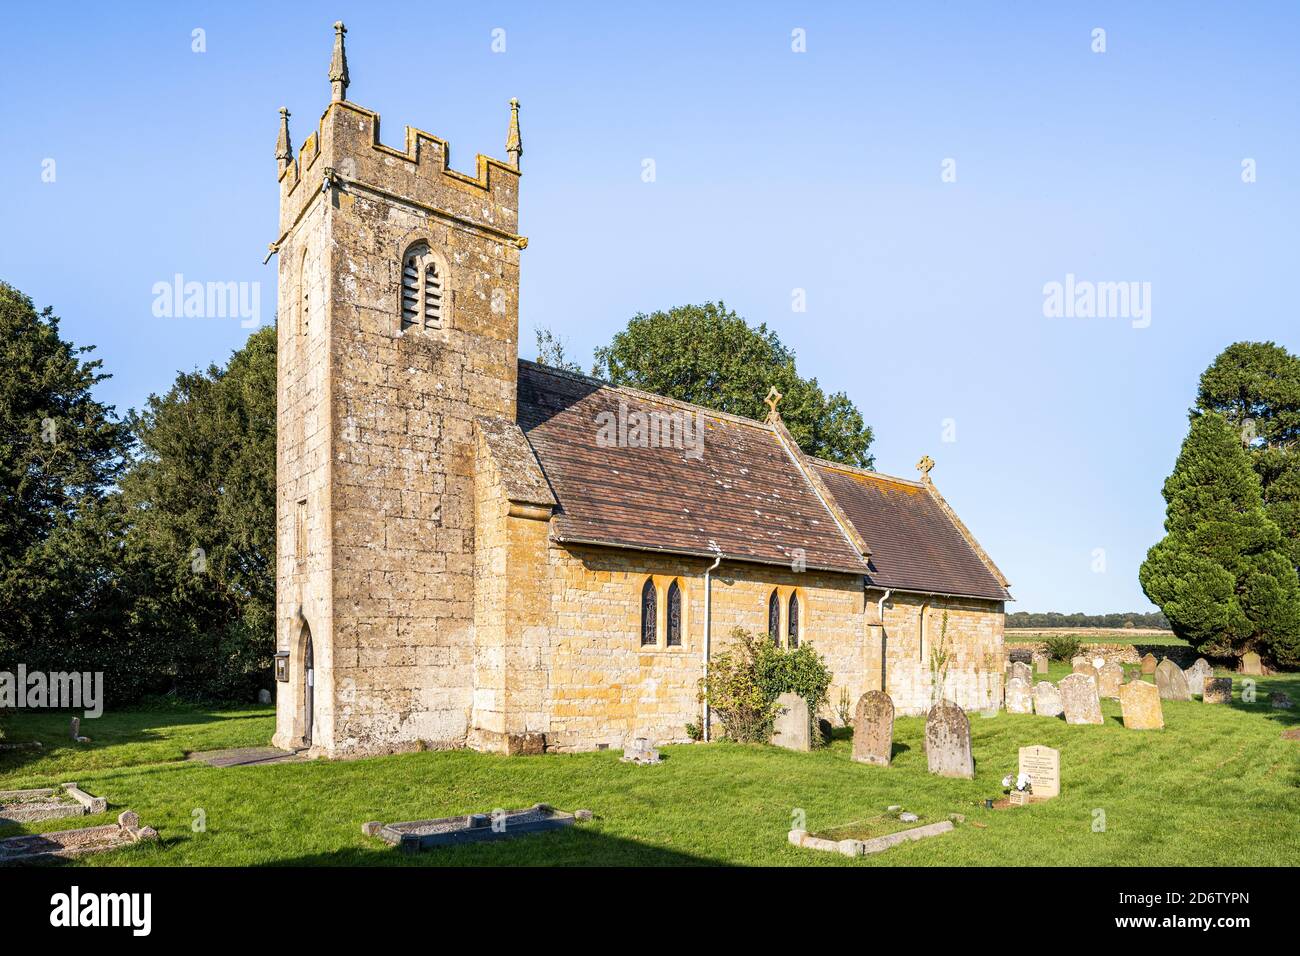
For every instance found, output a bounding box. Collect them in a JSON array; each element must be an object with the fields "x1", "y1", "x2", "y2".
[
  {"x1": 0, "y1": 666, "x2": 104, "y2": 718},
  {"x1": 152, "y1": 274, "x2": 262, "y2": 328},
  {"x1": 595, "y1": 399, "x2": 704, "y2": 460},
  {"x1": 1042, "y1": 273, "x2": 1151, "y2": 329}
]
